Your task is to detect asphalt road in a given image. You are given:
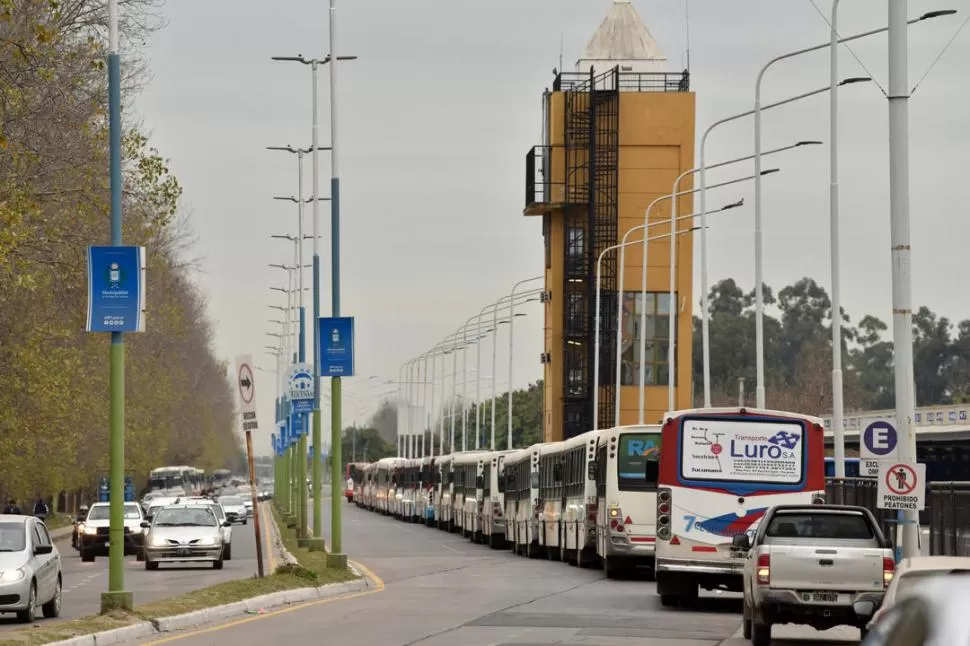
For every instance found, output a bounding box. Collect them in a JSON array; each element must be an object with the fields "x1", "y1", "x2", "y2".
[
  {"x1": 0, "y1": 516, "x2": 265, "y2": 630},
  {"x1": 119, "y1": 499, "x2": 863, "y2": 646}
]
